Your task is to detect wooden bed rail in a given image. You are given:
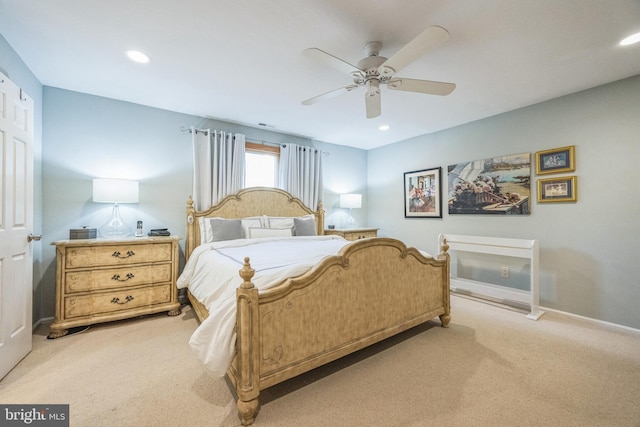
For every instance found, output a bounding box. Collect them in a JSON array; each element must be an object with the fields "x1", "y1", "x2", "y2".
[{"x1": 231, "y1": 238, "x2": 451, "y2": 425}]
